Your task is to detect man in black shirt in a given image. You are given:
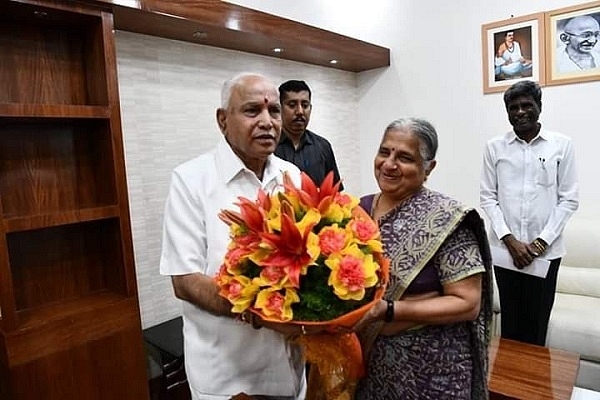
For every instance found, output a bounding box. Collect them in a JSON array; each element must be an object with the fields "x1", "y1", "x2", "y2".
[{"x1": 275, "y1": 80, "x2": 343, "y2": 189}]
